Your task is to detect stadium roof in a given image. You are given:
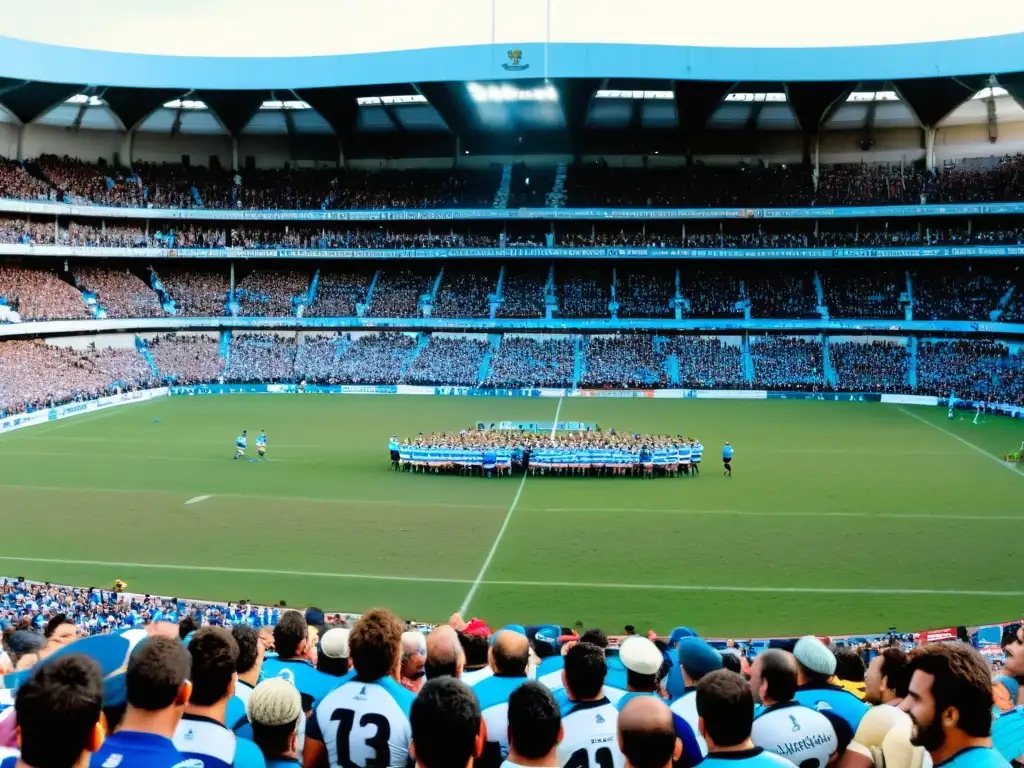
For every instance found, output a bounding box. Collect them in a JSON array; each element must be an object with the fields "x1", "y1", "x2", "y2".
[{"x1": 2, "y1": 76, "x2": 1023, "y2": 159}]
